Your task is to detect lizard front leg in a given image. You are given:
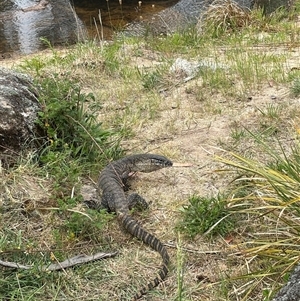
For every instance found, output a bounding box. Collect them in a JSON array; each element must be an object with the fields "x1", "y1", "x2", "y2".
[{"x1": 127, "y1": 193, "x2": 149, "y2": 211}]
